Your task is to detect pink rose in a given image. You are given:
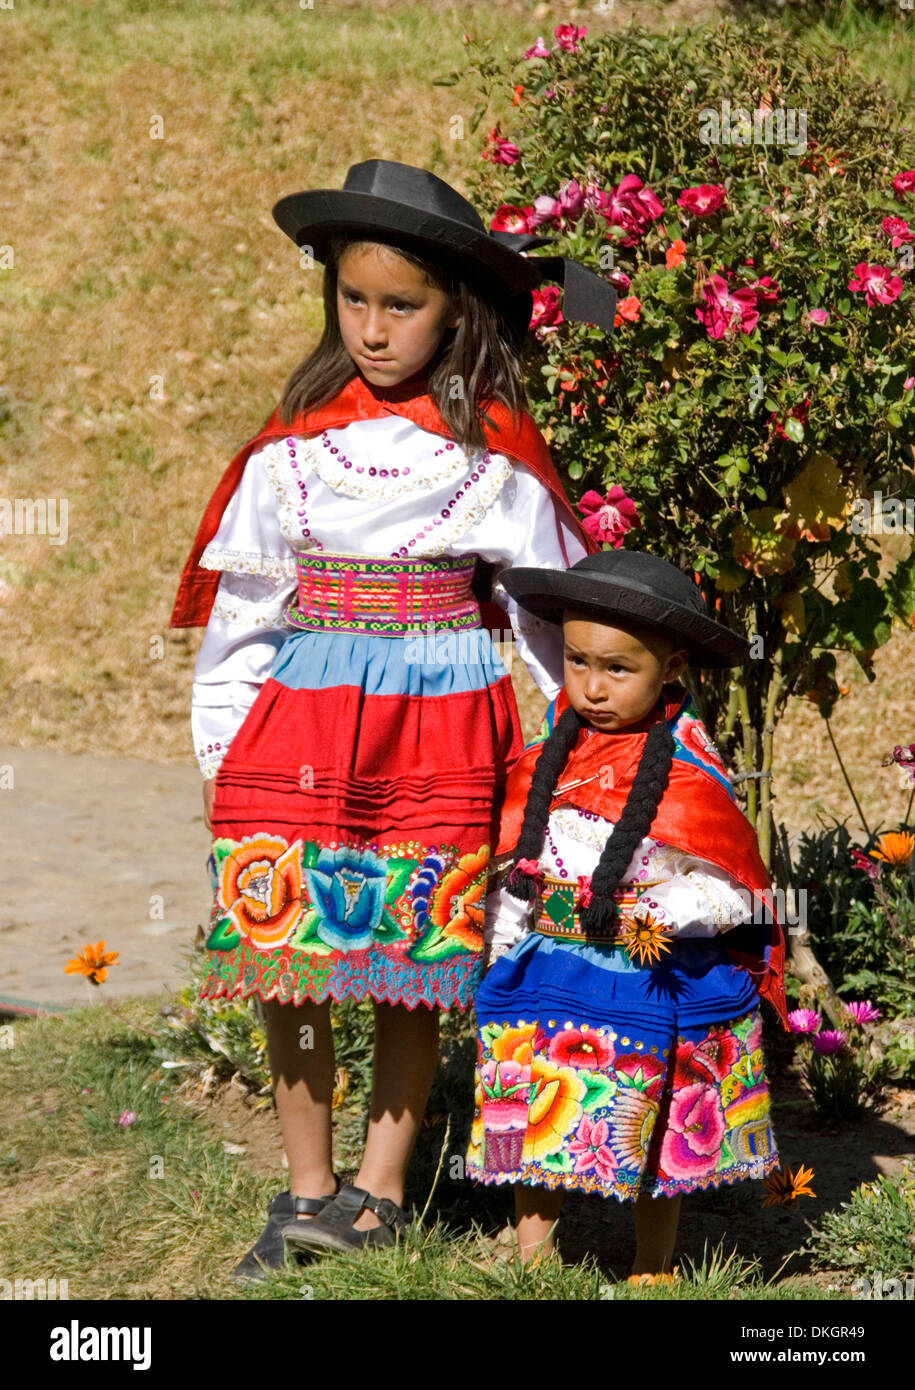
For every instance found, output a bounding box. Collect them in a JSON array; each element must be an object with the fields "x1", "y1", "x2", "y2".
[
  {"x1": 527, "y1": 194, "x2": 562, "y2": 228},
  {"x1": 893, "y1": 169, "x2": 915, "y2": 199},
  {"x1": 553, "y1": 23, "x2": 587, "y2": 52},
  {"x1": 583, "y1": 182, "x2": 611, "y2": 216},
  {"x1": 882, "y1": 216, "x2": 914, "y2": 247},
  {"x1": 677, "y1": 183, "x2": 726, "y2": 217},
  {"x1": 490, "y1": 204, "x2": 531, "y2": 234},
  {"x1": 753, "y1": 275, "x2": 779, "y2": 305},
  {"x1": 848, "y1": 262, "x2": 903, "y2": 306},
  {"x1": 601, "y1": 173, "x2": 664, "y2": 247},
  {"x1": 523, "y1": 36, "x2": 551, "y2": 59},
  {"x1": 529, "y1": 286, "x2": 564, "y2": 335},
  {"x1": 577, "y1": 486, "x2": 641, "y2": 548},
  {"x1": 695, "y1": 272, "x2": 759, "y2": 338},
  {"x1": 905, "y1": 376, "x2": 915, "y2": 389},
  {"x1": 807, "y1": 308, "x2": 830, "y2": 326},
  {"x1": 558, "y1": 178, "x2": 585, "y2": 223},
  {"x1": 489, "y1": 138, "x2": 519, "y2": 166}
]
